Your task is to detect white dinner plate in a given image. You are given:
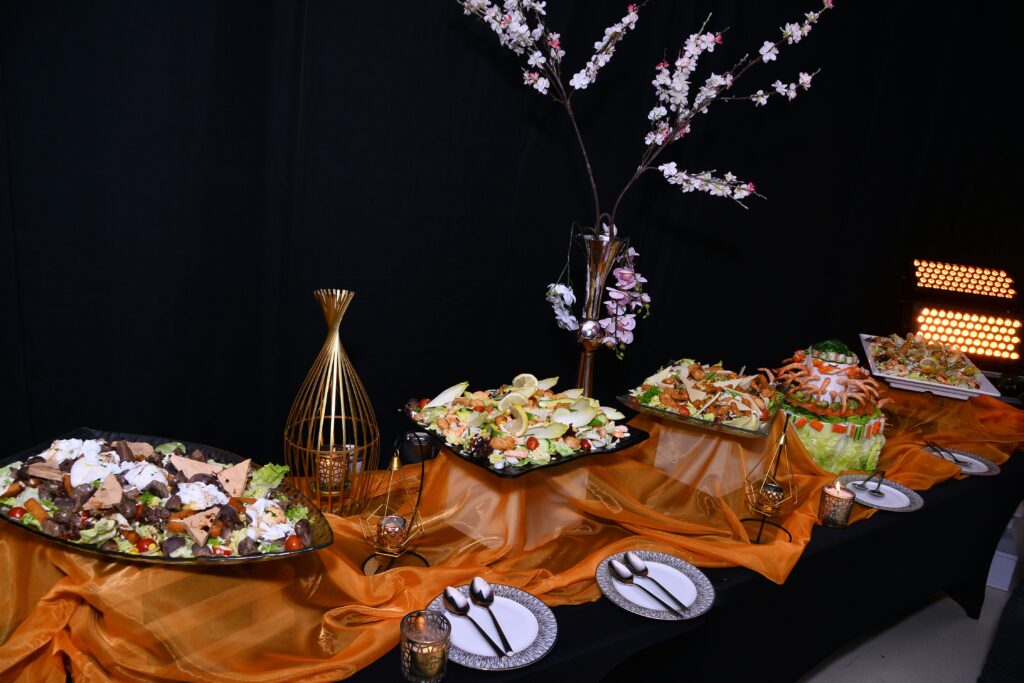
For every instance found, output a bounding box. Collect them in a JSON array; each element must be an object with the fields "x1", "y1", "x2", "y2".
[
  {"x1": 835, "y1": 474, "x2": 925, "y2": 512},
  {"x1": 427, "y1": 583, "x2": 556, "y2": 671},
  {"x1": 923, "y1": 446, "x2": 1001, "y2": 476},
  {"x1": 596, "y1": 550, "x2": 714, "y2": 621}
]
